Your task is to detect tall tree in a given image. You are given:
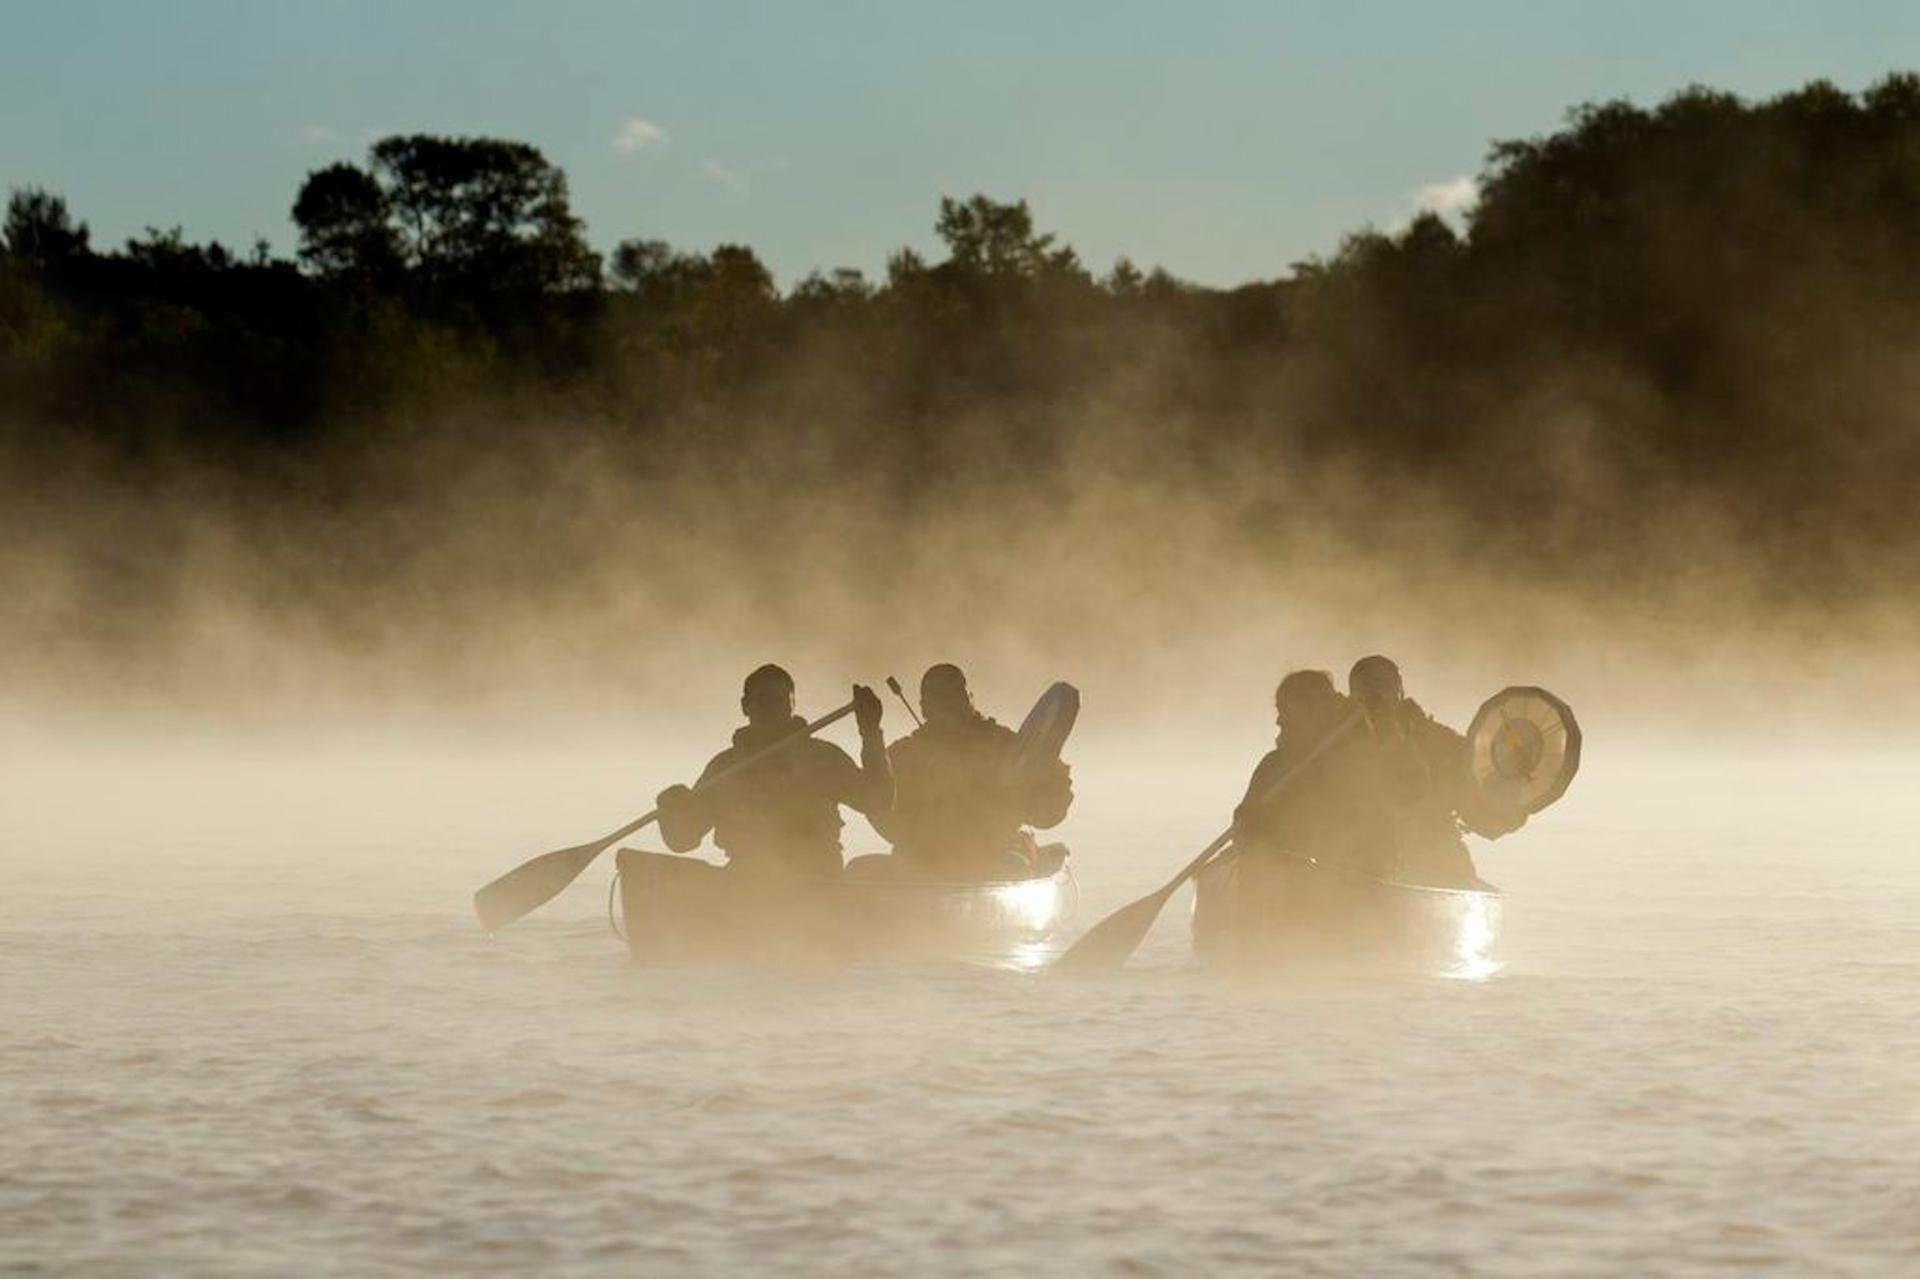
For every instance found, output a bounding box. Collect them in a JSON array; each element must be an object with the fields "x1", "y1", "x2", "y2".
[
  {"x1": 3, "y1": 188, "x2": 91, "y2": 268},
  {"x1": 291, "y1": 163, "x2": 400, "y2": 279},
  {"x1": 291, "y1": 134, "x2": 599, "y2": 296},
  {"x1": 934, "y1": 195, "x2": 1083, "y2": 279}
]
